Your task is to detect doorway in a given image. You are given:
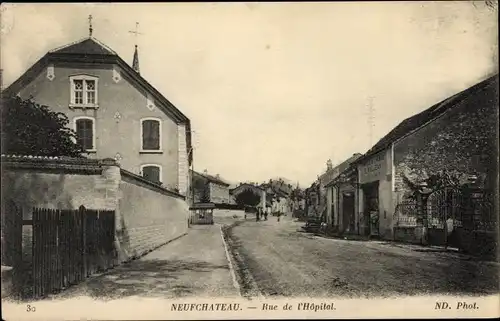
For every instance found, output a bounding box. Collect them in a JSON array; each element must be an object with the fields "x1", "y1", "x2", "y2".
[
  {"x1": 342, "y1": 192, "x2": 355, "y2": 233},
  {"x1": 362, "y1": 182, "x2": 379, "y2": 237}
]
